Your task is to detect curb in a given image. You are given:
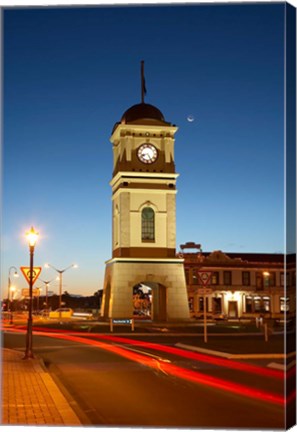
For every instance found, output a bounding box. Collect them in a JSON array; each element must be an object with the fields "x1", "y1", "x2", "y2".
[
  {"x1": 175, "y1": 343, "x2": 230, "y2": 358},
  {"x1": 175, "y1": 343, "x2": 296, "y2": 362},
  {"x1": 38, "y1": 370, "x2": 81, "y2": 425},
  {"x1": 30, "y1": 354, "x2": 82, "y2": 425}
]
